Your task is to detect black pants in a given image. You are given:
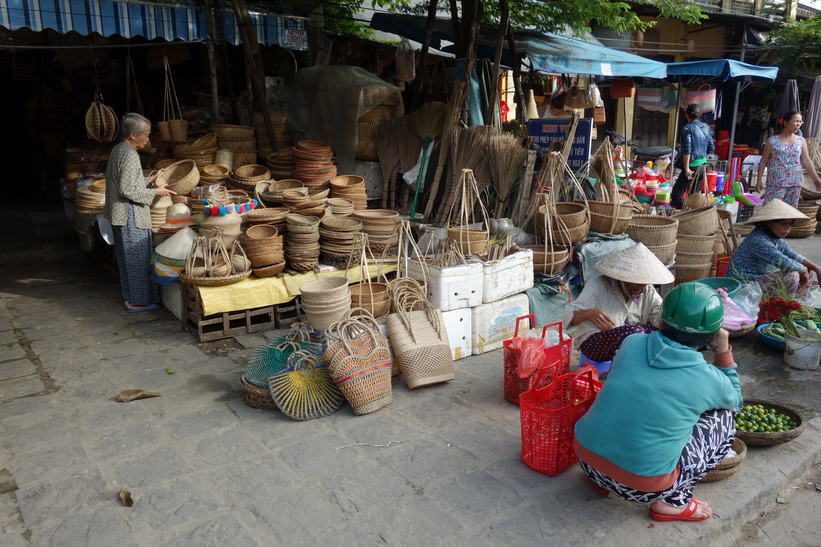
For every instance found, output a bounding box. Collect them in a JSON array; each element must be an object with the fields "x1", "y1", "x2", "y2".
[{"x1": 671, "y1": 169, "x2": 690, "y2": 210}]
